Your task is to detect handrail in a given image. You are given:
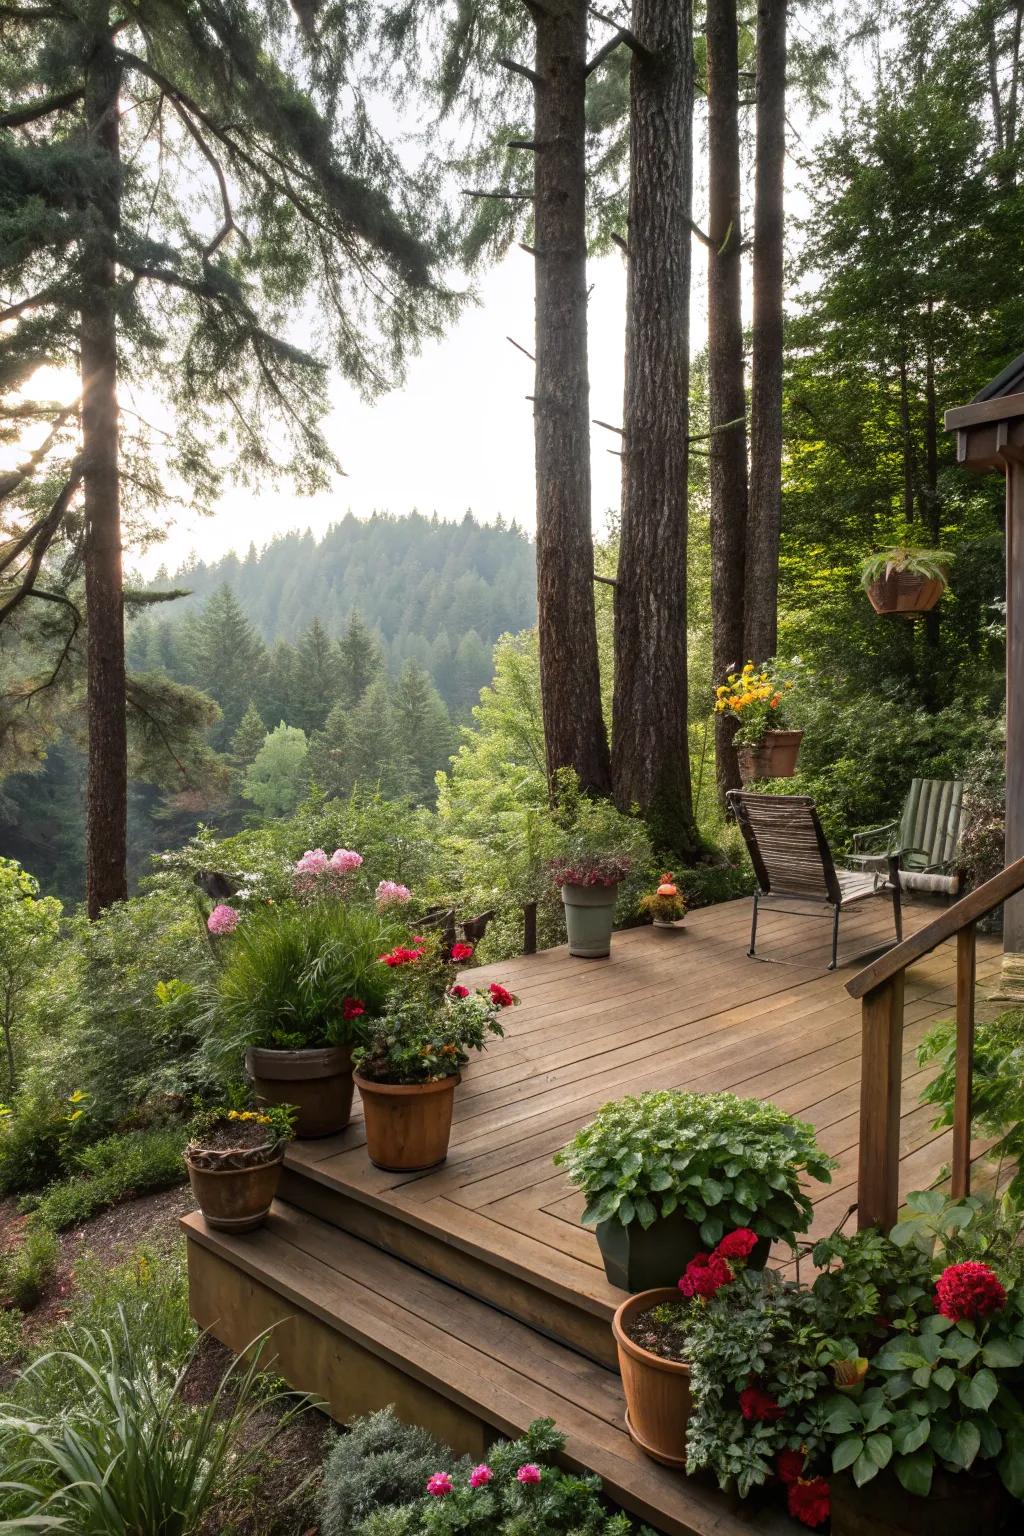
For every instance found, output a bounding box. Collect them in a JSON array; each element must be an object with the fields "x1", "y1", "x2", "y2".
[{"x1": 847, "y1": 853, "x2": 1024, "y2": 1000}]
